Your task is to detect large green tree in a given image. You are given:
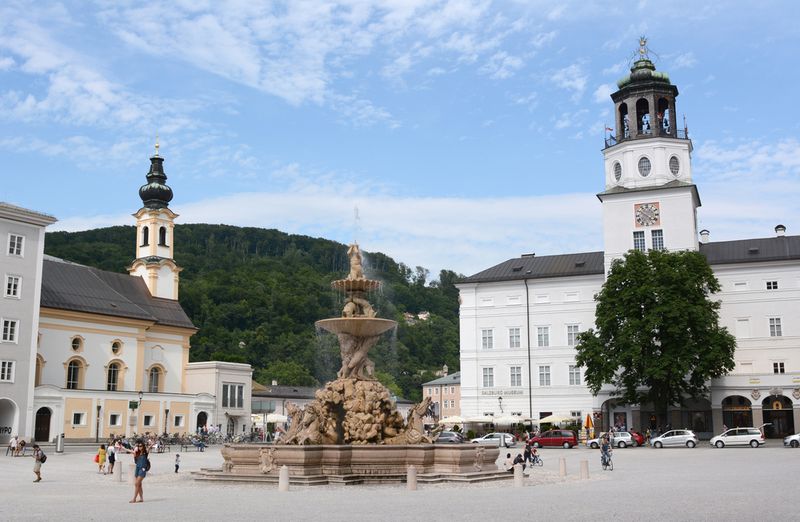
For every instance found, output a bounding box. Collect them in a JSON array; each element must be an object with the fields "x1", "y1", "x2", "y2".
[{"x1": 575, "y1": 249, "x2": 736, "y2": 416}]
